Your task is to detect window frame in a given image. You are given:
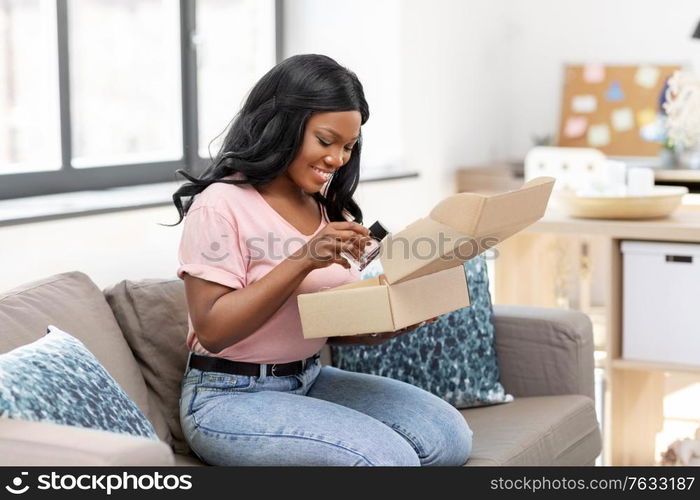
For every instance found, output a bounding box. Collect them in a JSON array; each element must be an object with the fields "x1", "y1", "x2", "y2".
[{"x1": 0, "y1": 0, "x2": 283, "y2": 201}]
